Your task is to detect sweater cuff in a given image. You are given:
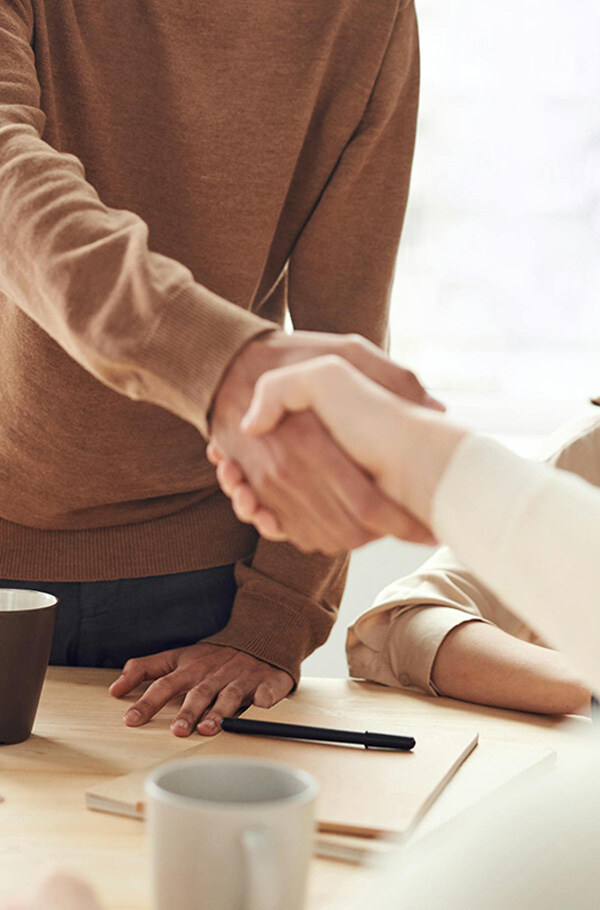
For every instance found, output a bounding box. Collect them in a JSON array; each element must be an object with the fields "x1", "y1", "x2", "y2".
[
  {"x1": 135, "y1": 282, "x2": 279, "y2": 437},
  {"x1": 202, "y1": 585, "x2": 333, "y2": 687}
]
